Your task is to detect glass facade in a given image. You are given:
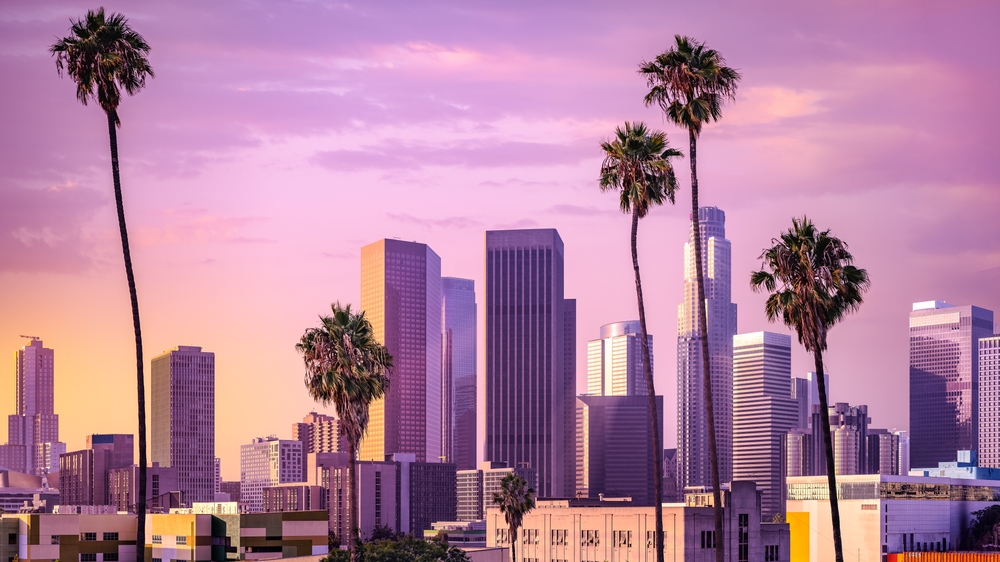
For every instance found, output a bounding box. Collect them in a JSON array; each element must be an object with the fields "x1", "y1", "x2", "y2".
[
  {"x1": 442, "y1": 277, "x2": 477, "y2": 470},
  {"x1": 677, "y1": 206, "x2": 736, "y2": 488},
  {"x1": 909, "y1": 302, "x2": 994, "y2": 468},
  {"x1": 787, "y1": 478, "x2": 1000, "y2": 502}
]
